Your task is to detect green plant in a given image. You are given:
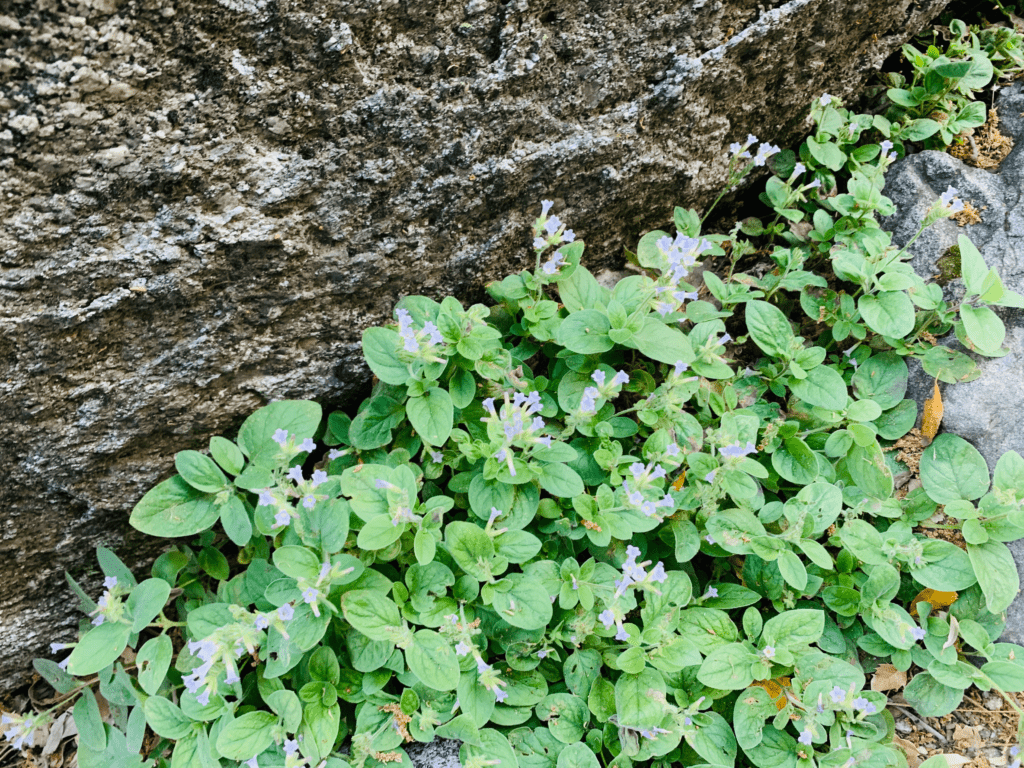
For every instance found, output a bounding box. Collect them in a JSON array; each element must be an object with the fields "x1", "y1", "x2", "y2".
[{"x1": 7, "y1": 27, "x2": 1024, "y2": 768}]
